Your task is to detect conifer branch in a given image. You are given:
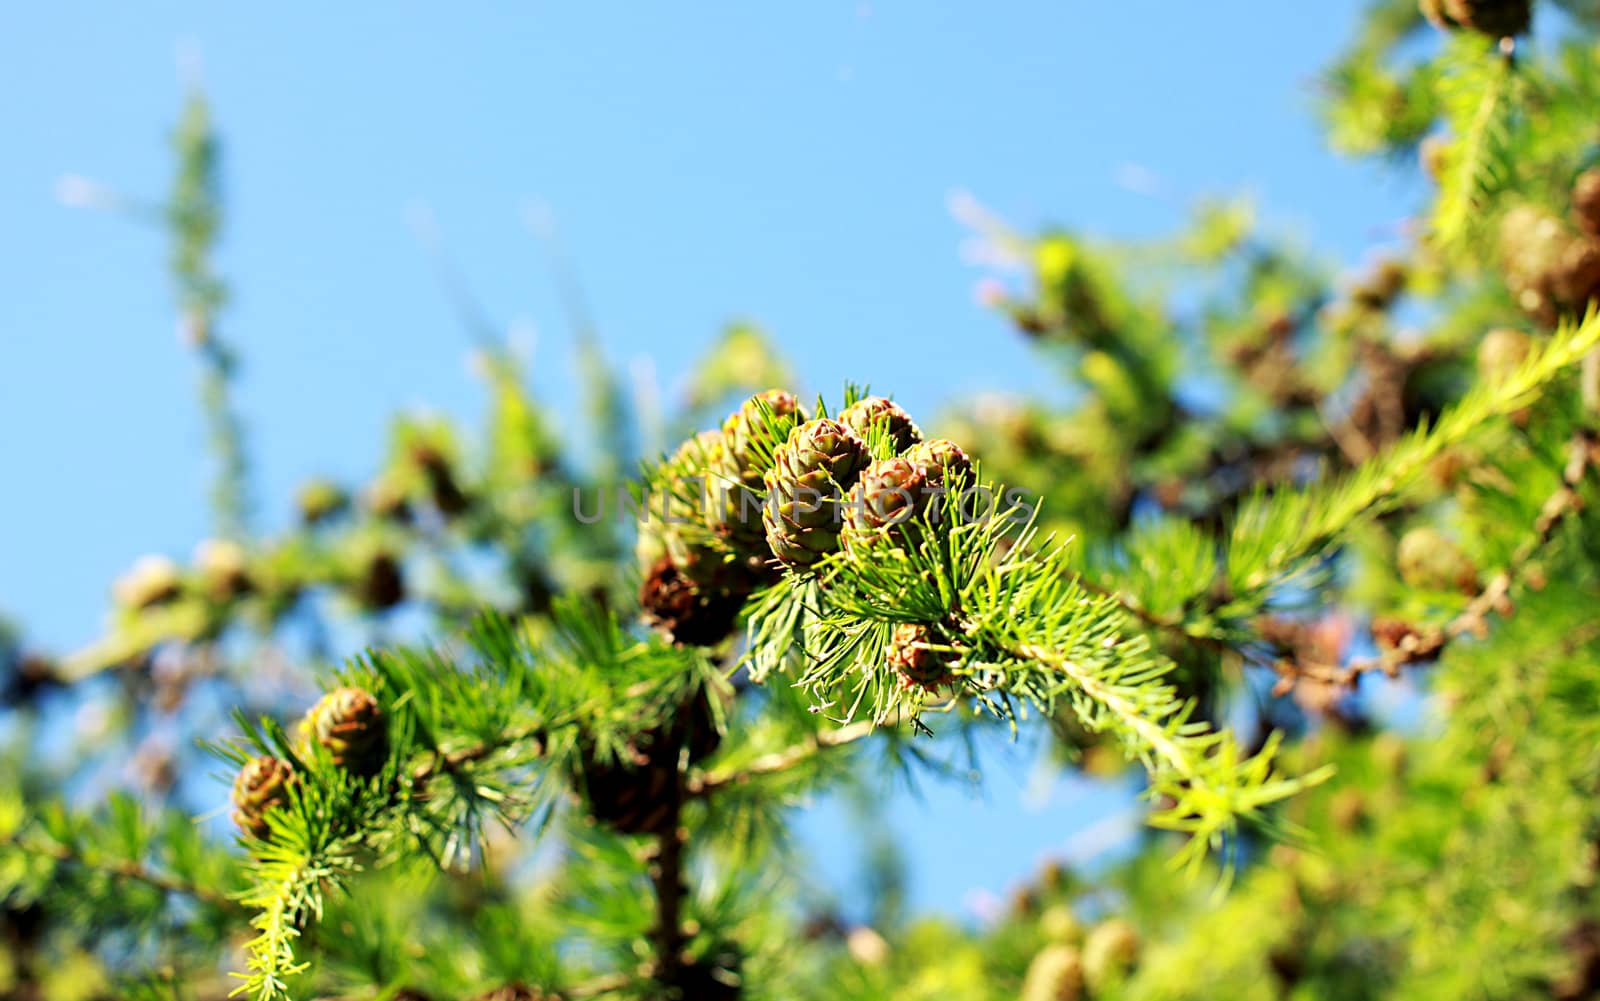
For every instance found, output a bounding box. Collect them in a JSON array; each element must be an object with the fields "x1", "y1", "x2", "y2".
[
  {"x1": 687, "y1": 719, "x2": 877, "y2": 797},
  {"x1": 1226, "y1": 307, "x2": 1600, "y2": 598},
  {"x1": 0, "y1": 827, "x2": 242, "y2": 914},
  {"x1": 1432, "y1": 39, "x2": 1516, "y2": 252},
  {"x1": 1279, "y1": 428, "x2": 1599, "y2": 691}
]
